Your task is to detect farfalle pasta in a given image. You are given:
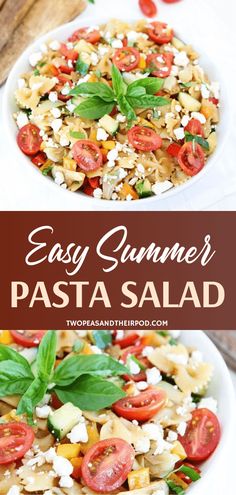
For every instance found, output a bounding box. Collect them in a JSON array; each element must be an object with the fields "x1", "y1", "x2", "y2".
[
  {"x1": 13, "y1": 19, "x2": 220, "y2": 200},
  {"x1": 0, "y1": 329, "x2": 220, "y2": 495}
]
